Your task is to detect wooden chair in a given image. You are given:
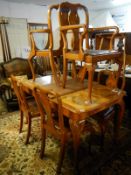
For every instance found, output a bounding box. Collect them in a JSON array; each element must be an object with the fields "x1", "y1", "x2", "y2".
[
  {"x1": 97, "y1": 69, "x2": 125, "y2": 91},
  {"x1": 32, "y1": 86, "x2": 71, "y2": 174},
  {"x1": 95, "y1": 32, "x2": 125, "y2": 51},
  {"x1": 32, "y1": 84, "x2": 116, "y2": 173},
  {"x1": 28, "y1": 4, "x2": 63, "y2": 86},
  {"x1": 58, "y1": 2, "x2": 123, "y2": 103},
  {"x1": 91, "y1": 69, "x2": 125, "y2": 149},
  {"x1": 89, "y1": 107, "x2": 115, "y2": 152},
  {"x1": 11, "y1": 75, "x2": 40, "y2": 144}
]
